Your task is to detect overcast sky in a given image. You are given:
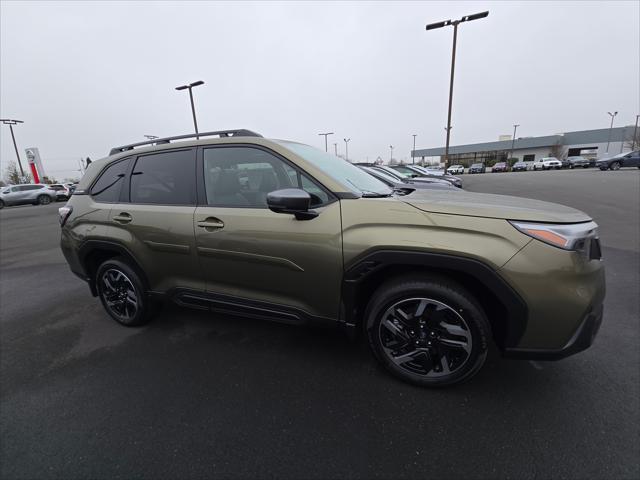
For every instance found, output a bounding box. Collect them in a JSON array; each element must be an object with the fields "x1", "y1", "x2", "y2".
[{"x1": 1, "y1": 0, "x2": 638, "y2": 180}]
